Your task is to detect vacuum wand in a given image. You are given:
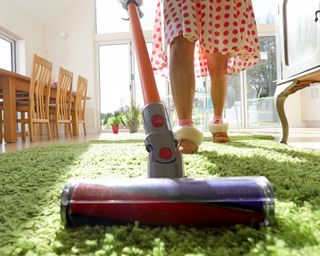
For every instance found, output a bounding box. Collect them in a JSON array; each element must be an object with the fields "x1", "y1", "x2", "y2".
[
  {"x1": 128, "y1": 2, "x2": 183, "y2": 178},
  {"x1": 128, "y1": 3, "x2": 160, "y2": 105}
]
